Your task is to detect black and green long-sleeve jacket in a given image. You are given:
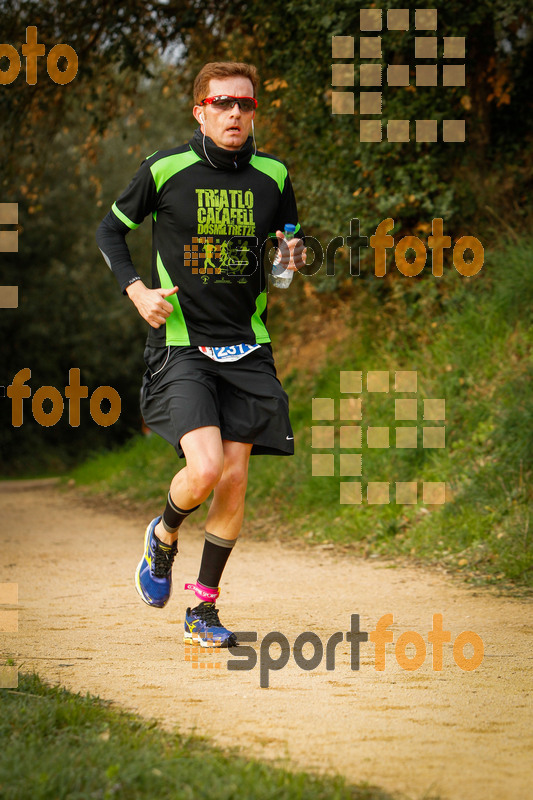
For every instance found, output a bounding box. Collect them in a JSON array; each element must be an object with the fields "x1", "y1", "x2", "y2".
[{"x1": 96, "y1": 128, "x2": 302, "y2": 348}]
